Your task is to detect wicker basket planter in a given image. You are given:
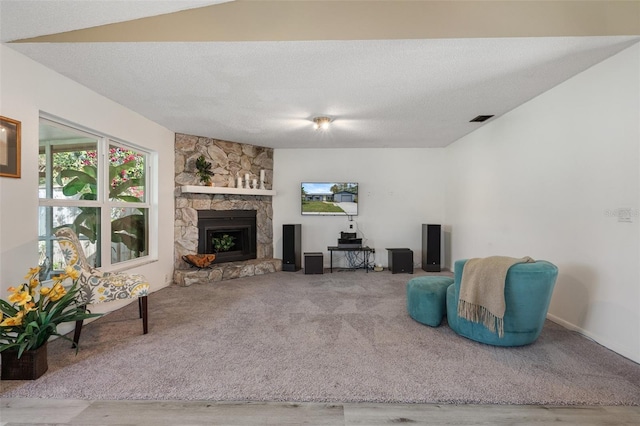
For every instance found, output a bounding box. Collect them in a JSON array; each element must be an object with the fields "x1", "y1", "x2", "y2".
[{"x1": 1, "y1": 342, "x2": 48, "y2": 380}]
